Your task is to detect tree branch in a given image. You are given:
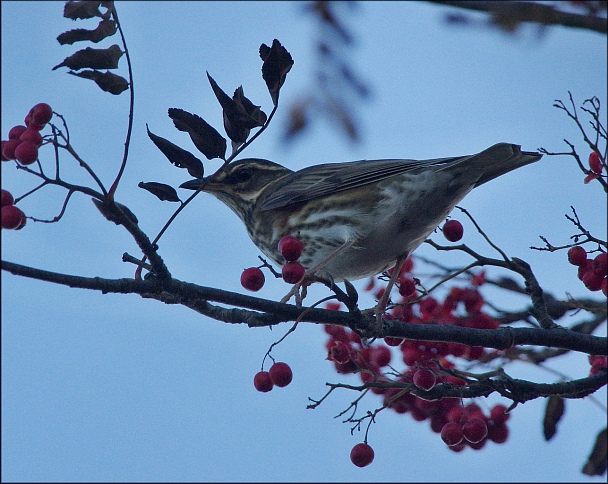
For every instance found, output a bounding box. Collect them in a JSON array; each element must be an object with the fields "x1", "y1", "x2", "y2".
[
  {"x1": 2, "y1": 259, "x2": 605, "y2": 355},
  {"x1": 428, "y1": 1, "x2": 608, "y2": 34}
]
